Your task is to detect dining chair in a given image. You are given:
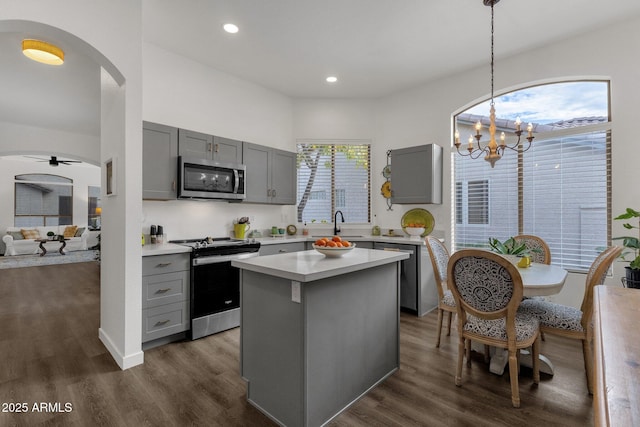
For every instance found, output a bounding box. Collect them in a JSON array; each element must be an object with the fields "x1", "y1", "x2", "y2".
[
  {"x1": 425, "y1": 236, "x2": 456, "y2": 348},
  {"x1": 513, "y1": 234, "x2": 551, "y2": 264},
  {"x1": 448, "y1": 249, "x2": 541, "y2": 408},
  {"x1": 518, "y1": 245, "x2": 622, "y2": 394}
]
